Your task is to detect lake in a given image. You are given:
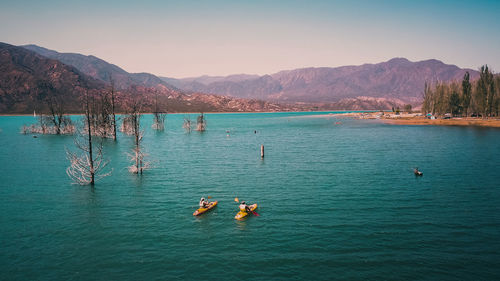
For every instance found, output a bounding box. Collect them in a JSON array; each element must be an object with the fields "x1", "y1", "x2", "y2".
[{"x1": 1, "y1": 112, "x2": 500, "y2": 280}]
